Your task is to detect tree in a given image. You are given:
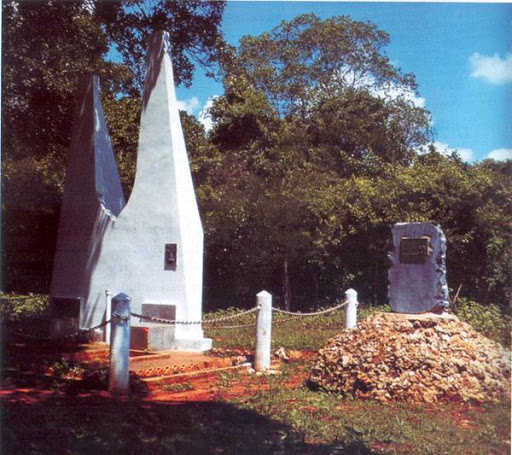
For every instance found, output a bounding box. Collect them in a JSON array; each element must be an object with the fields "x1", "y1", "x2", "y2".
[
  {"x1": 230, "y1": 13, "x2": 431, "y2": 165},
  {"x1": 96, "y1": 0, "x2": 225, "y2": 92}
]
